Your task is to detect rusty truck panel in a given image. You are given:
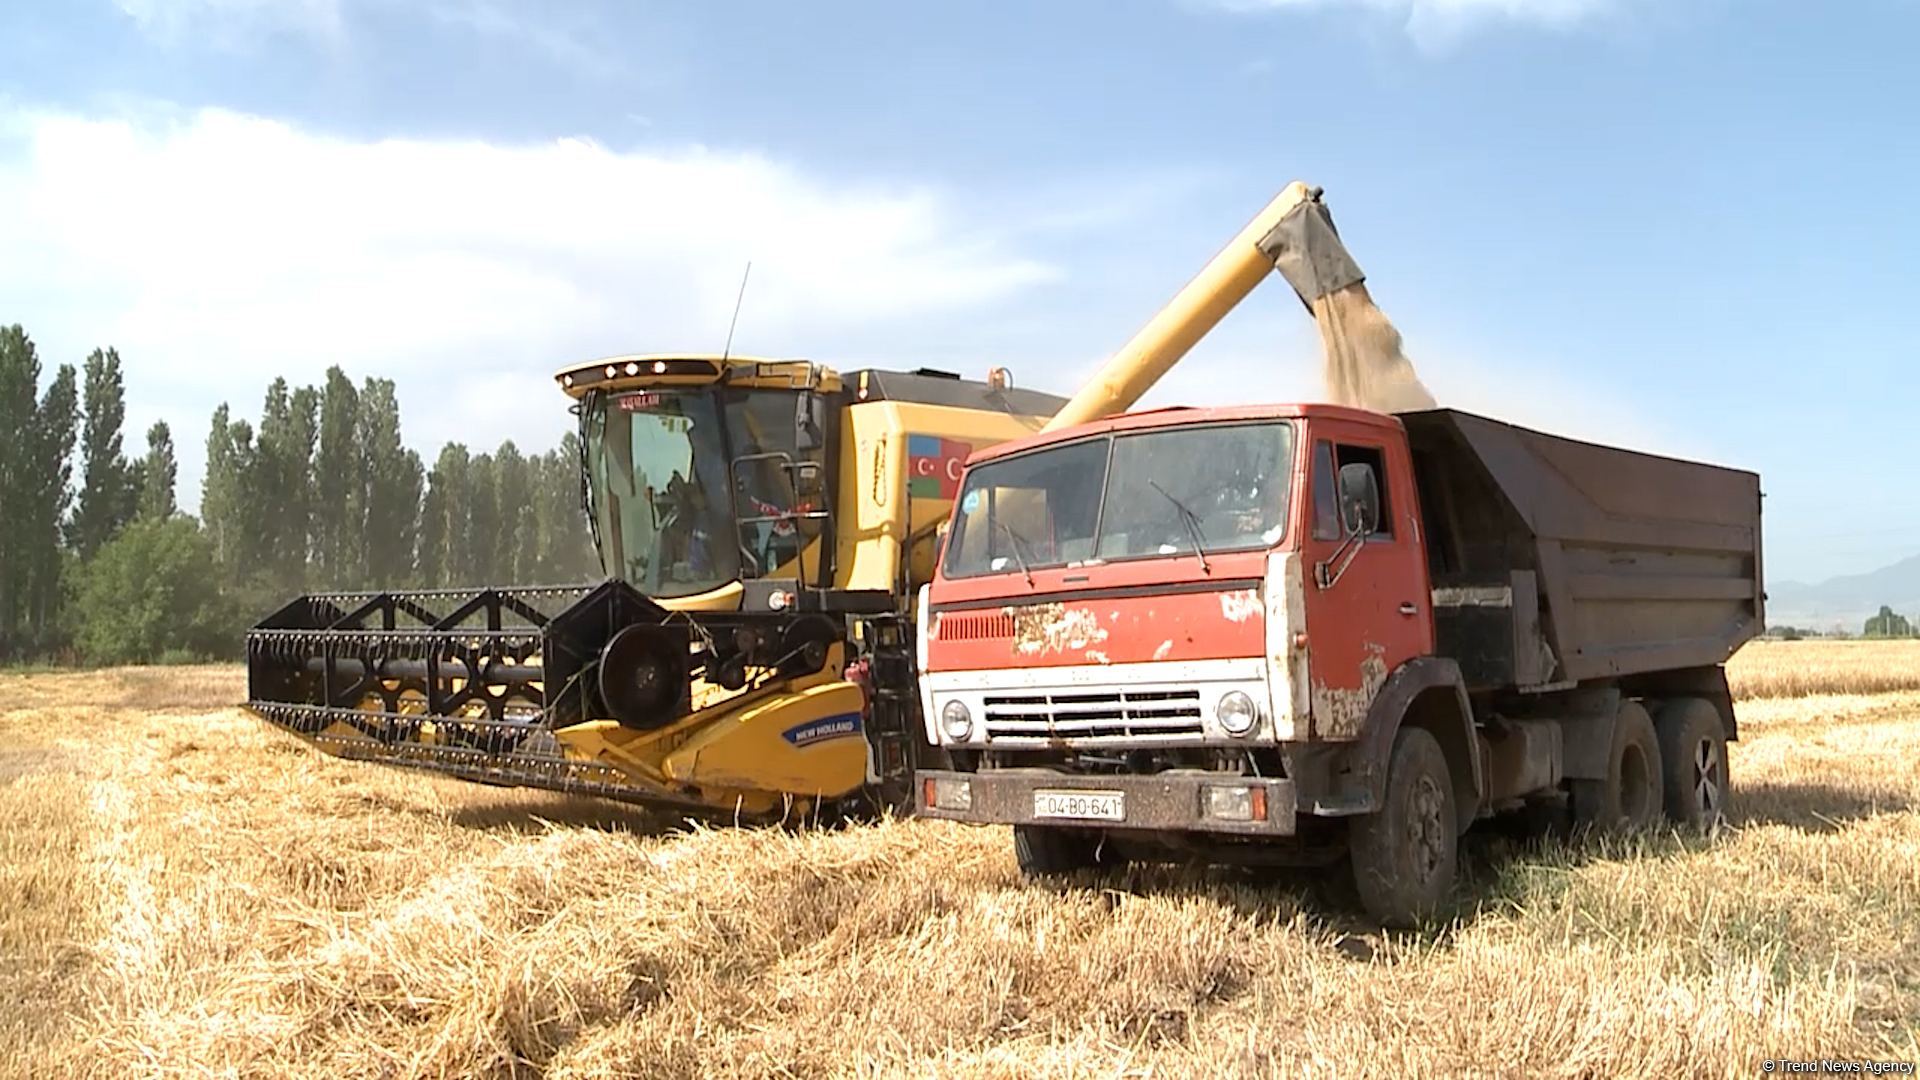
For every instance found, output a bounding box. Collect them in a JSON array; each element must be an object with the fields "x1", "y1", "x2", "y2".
[
  {"x1": 1401, "y1": 409, "x2": 1763, "y2": 690},
  {"x1": 931, "y1": 585, "x2": 1267, "y2": 670}
]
